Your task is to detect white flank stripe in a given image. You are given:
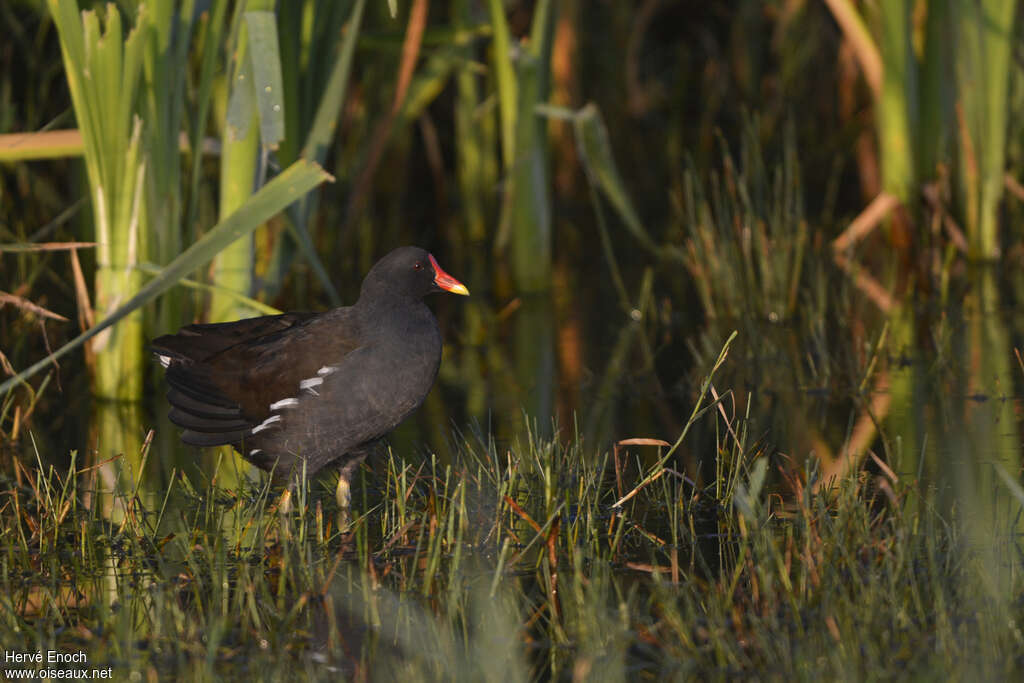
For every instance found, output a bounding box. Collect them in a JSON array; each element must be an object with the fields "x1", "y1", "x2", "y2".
[
  {"x1": 251, "y1": 414, "x2": 282, "y2": 434},
  {"x1": 269, "y1": 398, "x2": 299, "y2": 410},
  {"x1": 249, "y1": 449, "x2": 263, "y2": 457},
  {"x1": 317, "y1": 365, "x2": 338, "y2": 376}
]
